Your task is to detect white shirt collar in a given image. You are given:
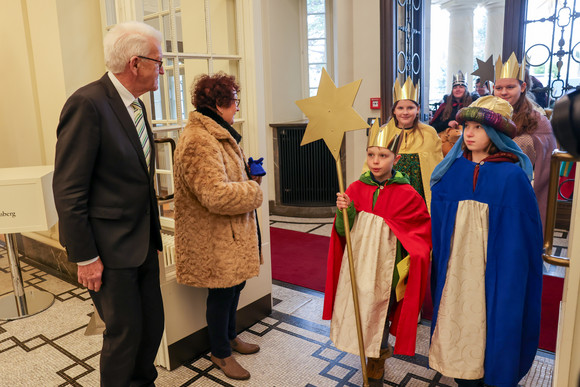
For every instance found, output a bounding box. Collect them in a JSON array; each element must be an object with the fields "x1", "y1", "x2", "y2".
[{"x1": 107, "y1": 72, "x2": 138, "y2": 108}]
